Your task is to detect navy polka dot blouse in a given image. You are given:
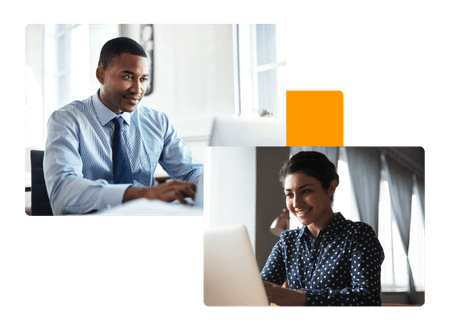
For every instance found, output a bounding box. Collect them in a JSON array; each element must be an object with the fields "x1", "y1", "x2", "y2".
[{"x1": 260, "y1": 213, "x2": 384, "y2": 306}]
